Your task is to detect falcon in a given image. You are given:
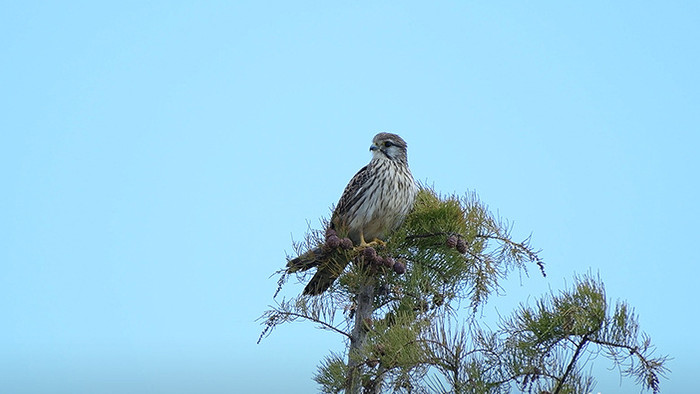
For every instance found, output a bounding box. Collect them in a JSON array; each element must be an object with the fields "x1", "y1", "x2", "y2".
[{"x1": 288, "y1": 133, "x2": 417, "y2": 295}]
